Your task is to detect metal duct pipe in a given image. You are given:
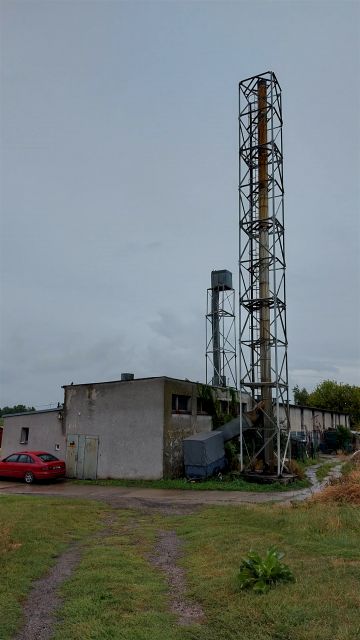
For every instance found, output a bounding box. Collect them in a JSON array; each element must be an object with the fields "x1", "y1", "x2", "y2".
[{"x1": 258, "y1": 79, "x2": 273, "y2": 468}]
